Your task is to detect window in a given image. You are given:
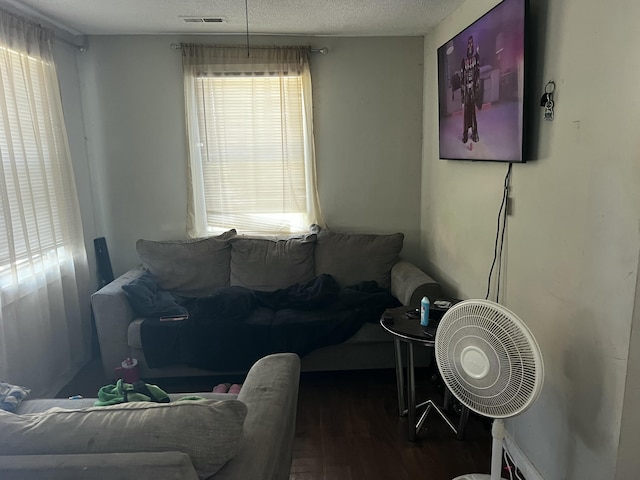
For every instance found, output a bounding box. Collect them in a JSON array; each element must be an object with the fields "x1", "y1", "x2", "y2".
[
  {"x1": 182, "y1": 45, "x2": 324, "y2": 236},
  {"x1": 0, "y1": 10, "x2": 90, "y2": 398},
  {"x1": 0, "y1": 45, "x2": 76, "y2": 287}
]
